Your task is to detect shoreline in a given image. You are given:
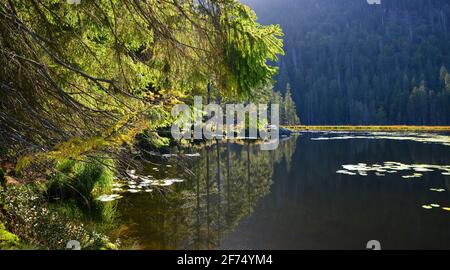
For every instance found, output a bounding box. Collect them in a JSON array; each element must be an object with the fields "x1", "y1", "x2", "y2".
[{"x1": 285, "y1": 125, "x2": 450, "y2": 132}]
